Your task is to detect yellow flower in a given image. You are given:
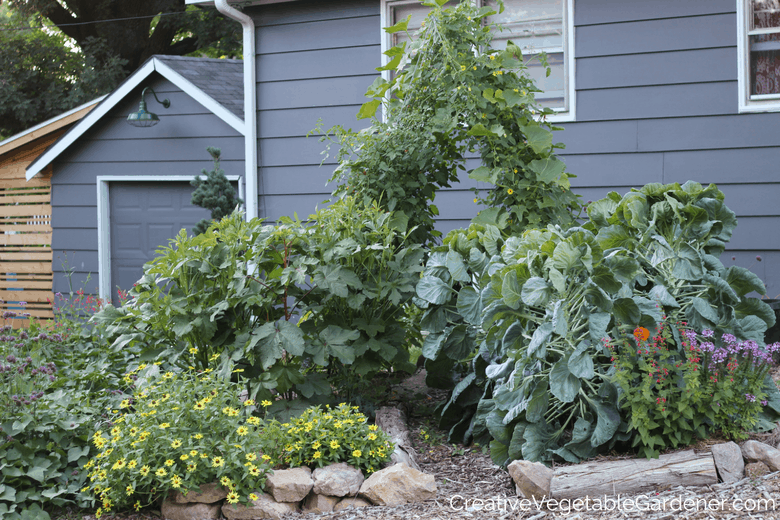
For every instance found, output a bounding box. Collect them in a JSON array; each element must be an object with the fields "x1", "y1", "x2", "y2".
[
  {"x1": 244, "y1": 399, "x2": 255, "y2": 406},
  {"x1": 226, "y1": 491, "x2": 240, "y2": 504},
  {"x1": 513, "y1": 168, "x2": 518, "y2": 173},
  {"x1": 369, "y1": 425, "x2": 378, "y2": 431},
  {"x1": 261, "y1": 400, "x2": 272, "y2": 407},
  {"x1": 171, "y1": 439, "x2": 182, "y2": 449},
  {"x1": 507, "y1": 188, "x2": 514, "y2": 195},
  {"x1": 139, "y1": 466, "x2": 150, "y2": 476},
  {"x1": 460, "y1": 65, "x2": 466, "y2": 71},
  {"x1": 221, "y1": 476, "x2": 232, "y2": 487},
  {"x1": 159, "y1": 423, "x2": 170, "y2": 429},
  {"x1": 193, "y1": 402, "x2": 205, "y2": 411},
  {"x1": 353, "y1": 450, "x2": 362, "y2": 458},
  {"x1": 163, "y1": 372, "x2": 174, "y2": 379},
  {"x1": 137, "y1": 363, "x2": 147, "y2": 370},
  {"x1": 212, "y1": 456, "x2": 225, "y2": 467},
  {"x1": 313, "y1": 451, "x2": 321, "y2": 459},
  {"x1": 474, "y1": 198, "x2": 478, "y2": 203},
  {"x1": 237, "y1": 426, "x2": 249, "y2": 436},
  {"x1": 246, "y1": 453, "x2": 257, "y2": 461},
  {"x1": 128, "y1": 459, "x2": 138, "y2": 469},
  {"x1": 111, "y1": 458, "x2": 126, "y2": 470},
  {"x1": 180, "y1": 454, "x2": 189, "y2": 461},
  {"x1": 165, "y1": 459, "x2": 174, "y2": 467},
  {"x1": 312, "y1": 441, "x2": 321, "y2": 450},
  {"x1": 261, "y1": 454, "x2": 272, "y2": 461},
  {"x1": 186, "y1": 463, "x2": 197, "y2": 472},
  {"x1": 330, "y1": 440, "x2": 339, "y2": 449},
  {"x1": 171, "y1": 474, "x2": 183, "y2": 488},
  {"x1": 156, "y1": 468, "x2": 167, "y2": 477},
  {"x1": 249, "y1": 466, "x2": 261, "y2": 477},
  {"x1": 249, "y1": 493, "x2": 258, "y2": 501},
  {"x1": 194, "y1": 434, "x2": 204, "y2": 439},
  {"x1": 490, "y1": 55, "x2": 496, "y2": 60},
  {"x1": 248, "y1": 417, "x2": 261, "y2": 426},
  {"x1": 120, "y1": 399, "x2": 130, "y2": 409},
  {"x1": 190, "y1": 450, "x2": 198, "y2": 457},
  {"x1": 473, "y1": 66, "x2": 477, "y2": 70},
  {"x1": 368, "y1": 433, "x2": 377, "y2": 441},
  {"x1": 189, "y1": 347, "x2": 198, "y2": 354}
]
